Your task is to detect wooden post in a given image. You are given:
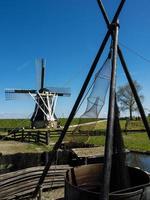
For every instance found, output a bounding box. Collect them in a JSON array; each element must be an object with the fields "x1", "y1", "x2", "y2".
[
  {"x1": 44, "y1": 152, "x2": 49, "y2": 165},
  {"x1": 101, "y1": 21, "x2": 119, "y2": 200},
  {"x1": 28, "y1": 131, "x2": 30, "y2": 142},
  {"x1": 118, "y1": 47, "x2": 150, "y2": 139},
  {"x1": 14, "y1": 132, "x2": 16, "y2": 140},
  {"x1": 111, "y1": 96, "x2": 130, "y2": 191},
  {"x1": 38, "y1": 185, "x2": 42, "y2": 200},
  {"x1": 37, "y1": 131, "x2": 40, "y2": 143},
  {"x1": 21, "y1": 129, "x2": 24, "y2": 142},
  {"x1": 46, "y1": 131, "x2": 49, "y2": 145}
]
